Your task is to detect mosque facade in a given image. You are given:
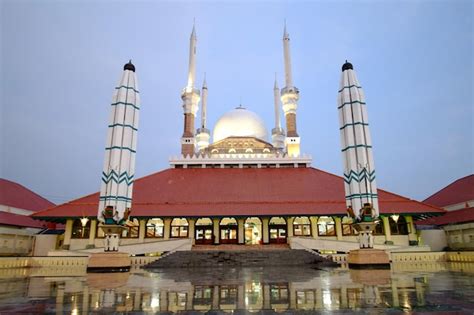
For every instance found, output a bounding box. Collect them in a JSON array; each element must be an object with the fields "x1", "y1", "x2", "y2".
[{"x1": 32, "y1": 25, "x2": 445, "y2": 253}]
